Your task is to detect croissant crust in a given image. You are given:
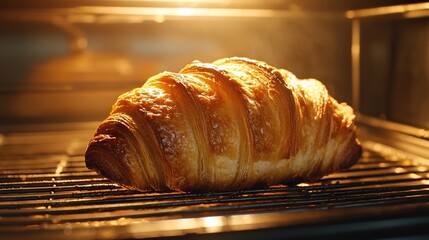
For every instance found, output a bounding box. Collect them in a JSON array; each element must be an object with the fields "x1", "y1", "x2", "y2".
[{"x1": 85, "y1": 57, "x2": 361, "y2": 192}]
